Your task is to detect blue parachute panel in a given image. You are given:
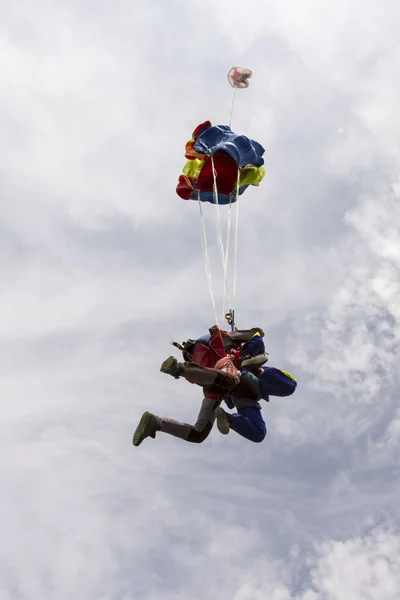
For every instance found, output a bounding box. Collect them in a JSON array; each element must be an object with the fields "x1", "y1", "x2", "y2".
[{"x1": 193, "y1": 125, "x2": 265, "y2": 168}]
